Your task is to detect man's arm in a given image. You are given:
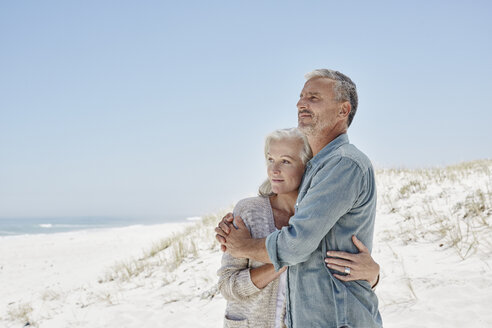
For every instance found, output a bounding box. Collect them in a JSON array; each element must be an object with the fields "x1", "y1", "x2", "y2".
[
  {"x1": 216, "y1": 216, "x2": 380, "y2": 285},
  {"x1": 266, "y1": 157, "x2": 371, "y2": 270}
]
